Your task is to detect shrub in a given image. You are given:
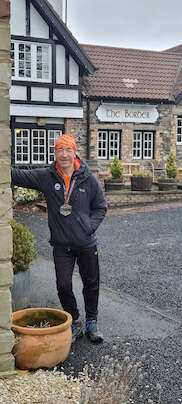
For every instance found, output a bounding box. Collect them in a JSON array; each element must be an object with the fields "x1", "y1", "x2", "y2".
[
  {"x1": 166, "y1": 151, "x2": 177, "y2": 179},
  {"x1": 11, "y1": 219, "x2": 37, "y2": 274},
  {"x1": 110, "y1": 157, "x2": 123, "y2": 179},
  {"x1": 132, "y1": 170, "x2": 152, "y2": 177},
  {"x1": 13, "y1": 187, "x2": 43, "y2": 204}
]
